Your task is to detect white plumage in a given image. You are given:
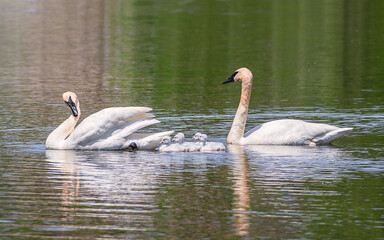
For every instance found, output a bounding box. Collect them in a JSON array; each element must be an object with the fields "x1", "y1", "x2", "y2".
[
  {"x1": 172, "y1": 133, "x2": 200, "y2": 152},
  {"x1": 159, "y1": 136, "x2": 186, "y2": 152},
  {"x1": 194, "y1": 133, "x2": 226, "y2": 152},
  {"x1": 46, "y1": 92, "x2": 173, "y2": 150},
  {"x1": 223, "y1": 68, "x2": 353, "y2": 145},
  {"x1": 241, "y1": 119, "x2": 352, "y2": 145}
]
